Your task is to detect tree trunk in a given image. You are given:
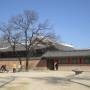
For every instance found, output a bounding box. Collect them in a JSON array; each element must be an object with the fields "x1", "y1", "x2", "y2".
[{"x1": 26, "y1": 57, "x2": 29, "y2": 71}]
